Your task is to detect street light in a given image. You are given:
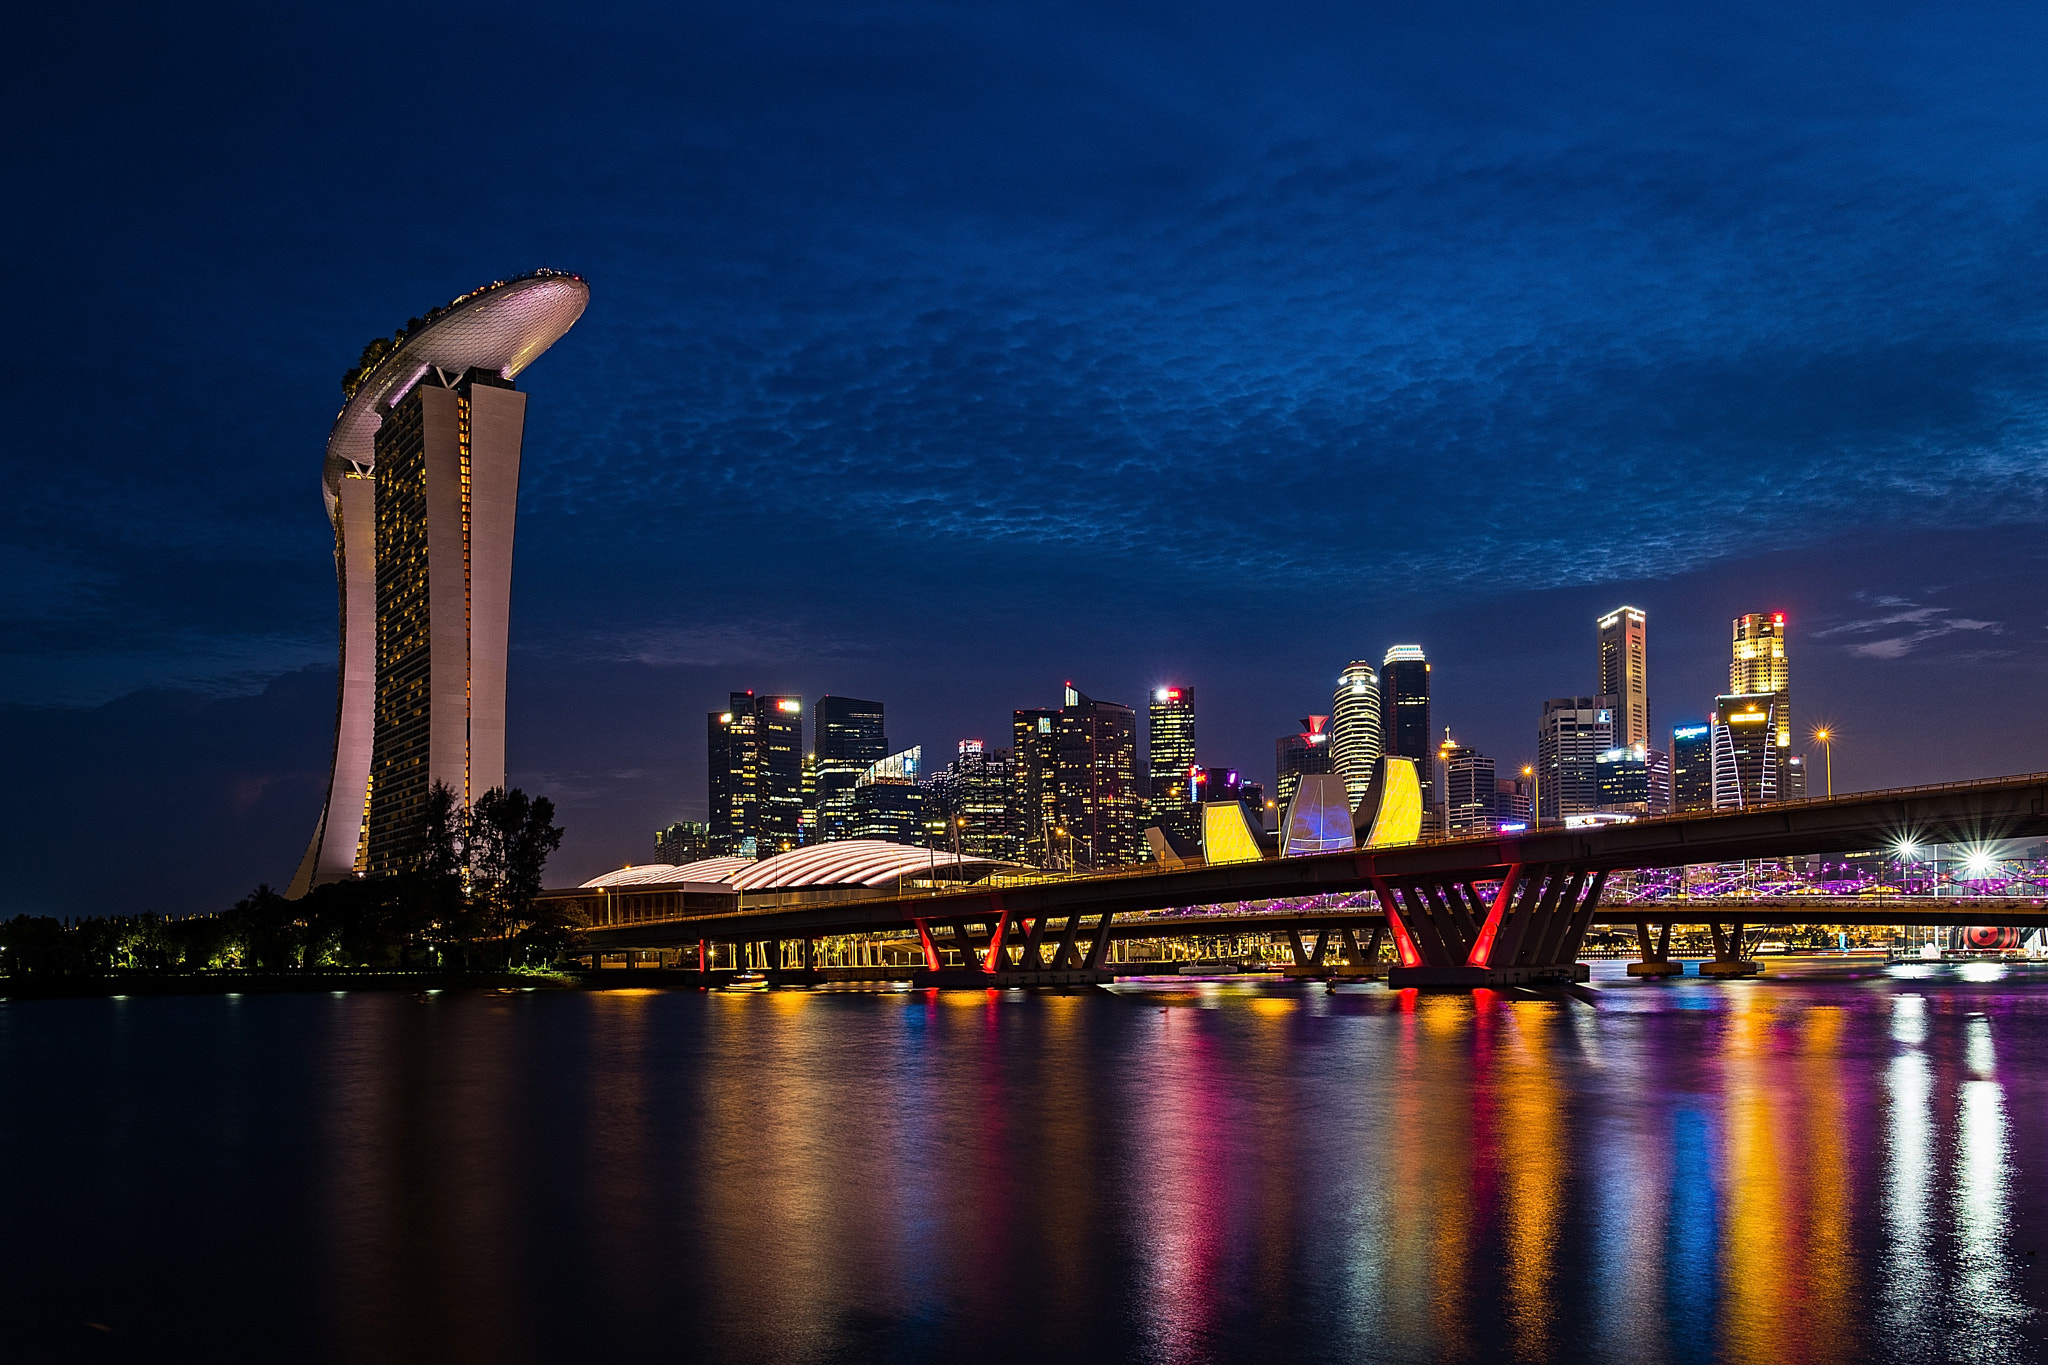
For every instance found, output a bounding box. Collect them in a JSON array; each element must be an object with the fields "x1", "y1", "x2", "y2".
[
  {"x1": 1812, "y1": 726, "x2": 1834, "y2": 798},
  {"x1": 1522, "y1": 764, "x2": 1539, "y2": 831}
]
